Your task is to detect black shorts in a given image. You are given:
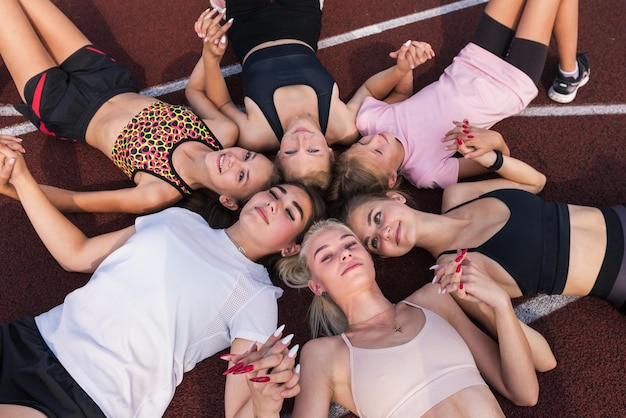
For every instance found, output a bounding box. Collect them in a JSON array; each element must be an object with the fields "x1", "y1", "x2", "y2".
[
  {"x1": 226, "y1": 0, "x2": 322, "y2": 62},
  {"x1": 0, "y1": 317, "x2": 106, "y2": 418},
  {"x1": 14, "y1": 45, "x2": 139, "y2": 143},
  {"x1": 471, "y1": 13, "x2": 547, "y2": 85}
]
